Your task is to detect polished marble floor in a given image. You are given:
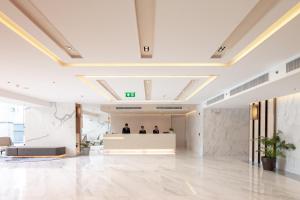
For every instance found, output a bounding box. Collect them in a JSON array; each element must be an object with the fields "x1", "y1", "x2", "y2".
[{"x1": 1, "y1": 151, "x2": 300, "y2": 200}]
